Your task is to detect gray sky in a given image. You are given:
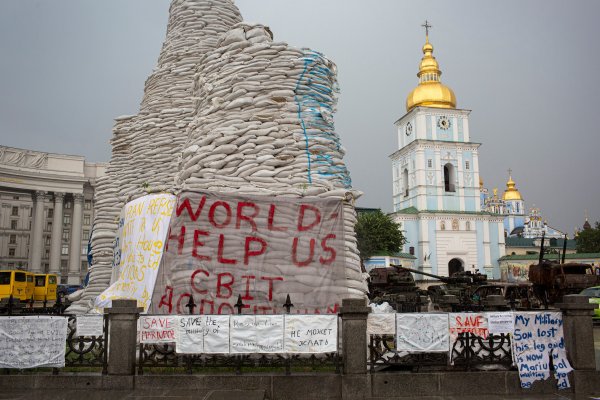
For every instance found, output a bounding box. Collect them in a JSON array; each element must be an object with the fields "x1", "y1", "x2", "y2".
[{"x1": 1, "y1": 0, "x2": 599, "y2": 235}]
